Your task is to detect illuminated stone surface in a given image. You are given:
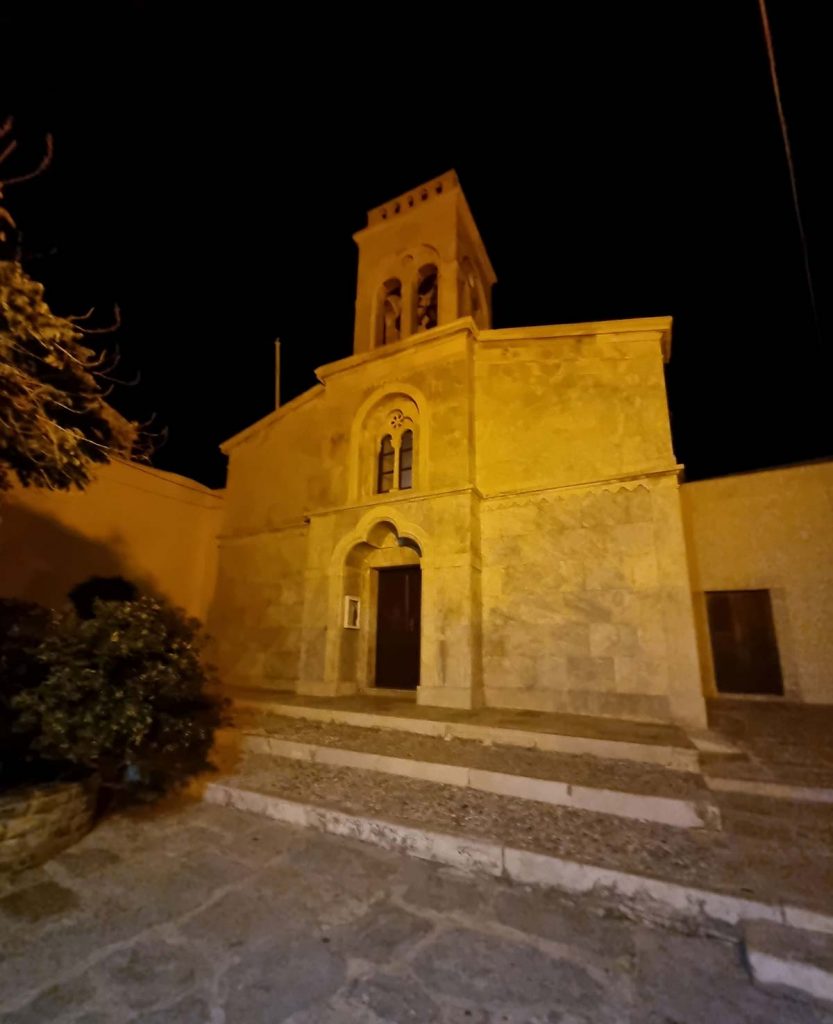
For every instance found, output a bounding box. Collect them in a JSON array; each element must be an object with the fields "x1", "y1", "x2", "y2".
[
  {"x1": 684, "y1": 461, "x2": 833, "y2": 705},
  {"x1": 0, "y1": 802, "x2": 830, "y2": 1022},
  {"x1": 3, "y1": 172, "x2": 831, "y2": 722},
  {"x1": 1, "y1": 460, "x2": 222, "y2": 619},
  {"x1": 211, "y1": 172, "x2": 707, "y2": 730}
]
